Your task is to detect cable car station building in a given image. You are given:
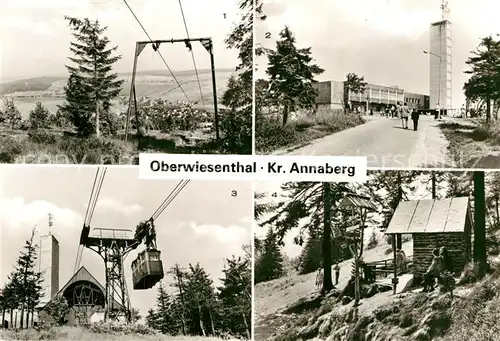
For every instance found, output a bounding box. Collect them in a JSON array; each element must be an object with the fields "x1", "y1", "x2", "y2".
[
  {"x1": 314, "y1": 80, "x2": 430, "y2": 112},
  {"x1": 38, "y1": 266, "x2": 122, "y2": 325}
]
